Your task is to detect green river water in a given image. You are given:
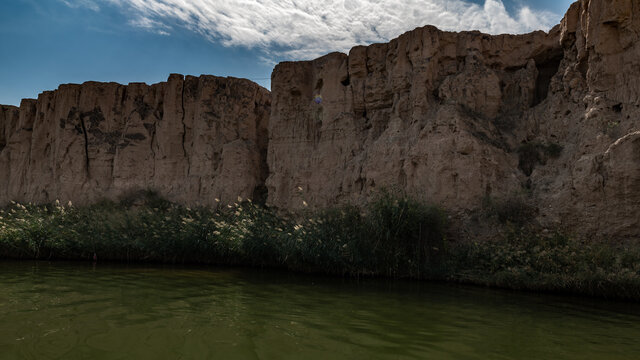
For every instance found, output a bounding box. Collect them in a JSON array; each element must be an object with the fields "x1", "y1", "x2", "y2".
[{"x1": 1, "y1": 261, "x2": 639, "y2": 359}]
